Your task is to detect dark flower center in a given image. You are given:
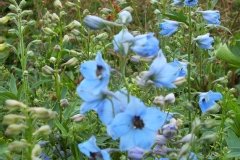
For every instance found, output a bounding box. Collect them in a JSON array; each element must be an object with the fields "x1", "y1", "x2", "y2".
[
  {"x1": 132, "y1": 116, "x2": 144, "y2": 129},
  {"x1": 90, "y1": 152, "x2": 102, "y2": 160},
  {"x1": 96, "y1": 65, "x2": 104, "y2": 77}
]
